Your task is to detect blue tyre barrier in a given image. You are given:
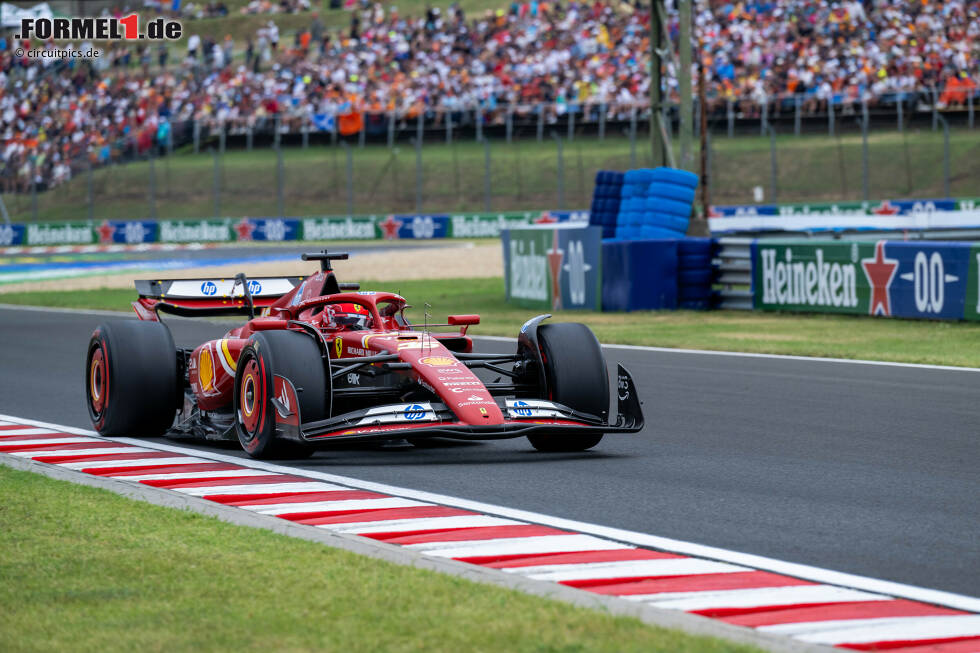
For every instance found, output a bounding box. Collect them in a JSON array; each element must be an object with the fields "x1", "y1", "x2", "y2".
[
  {"x1": 679, "y1": 289, "x2": 712, "y2": 303},
  {"x1": 646, "y1": 197, "x2": 694, "y2": 218},
  {"x1": 640, "y1": 225, "x2": 684, "y2": 239},
  {"x1": 679, "y1": 253, "x2": 712, "y2": 269},
  {"x1": 677, "y1": 238, "x2": 713, "y2": 256},
  {"x1": 646, "y1": 212, "x2": 690, "y2": 233},
  {"x1": 679, "y1": 298, "x2": 711, "y2": 310},
  {"x1": 679, "y1": 269, "x2": 712, "y2": 286},
  {"x1": 647, "y1": 182, "x2": 697, "y2": 203},
  {"x1": 650, "y1": 167, "x2": 699, "y2": 189},
  {"x1": 620, "y1": 185, "x2": 634, "y2": 198}
]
